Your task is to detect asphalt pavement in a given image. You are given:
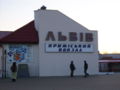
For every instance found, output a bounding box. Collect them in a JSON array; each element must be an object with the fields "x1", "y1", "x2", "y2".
[{"x1": 0, "y1": 74, "x2": 120, "y2": 90}]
